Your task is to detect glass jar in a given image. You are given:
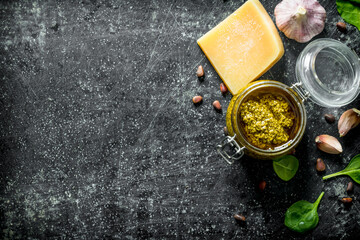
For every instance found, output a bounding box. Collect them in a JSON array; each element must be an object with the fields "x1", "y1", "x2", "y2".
[
  {"x1": 296, "y1": 38, "x2": 360, "y2": 107},
  {"x1": 218, "y1": 39, "x2": 360, "y2": 164}
]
